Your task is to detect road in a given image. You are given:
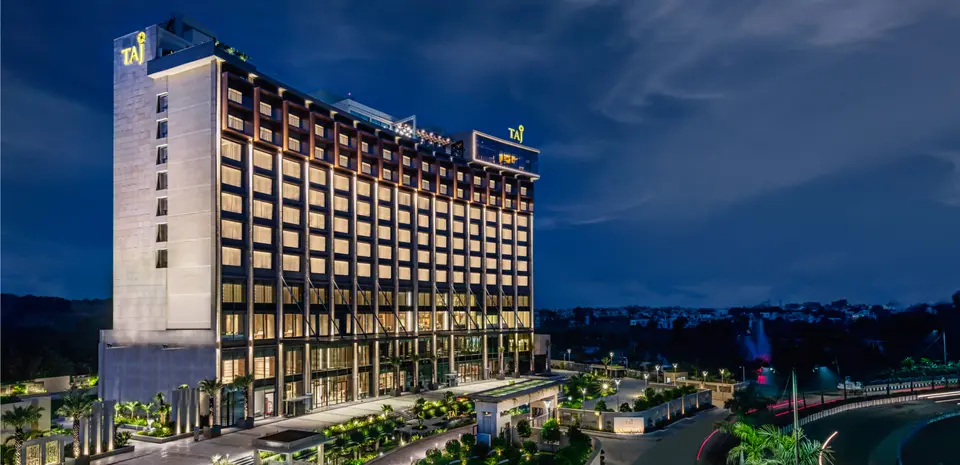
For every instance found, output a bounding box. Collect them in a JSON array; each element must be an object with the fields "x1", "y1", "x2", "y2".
[{"x1": 900, "y1": 415, "x2": 960, "y2": 465}]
